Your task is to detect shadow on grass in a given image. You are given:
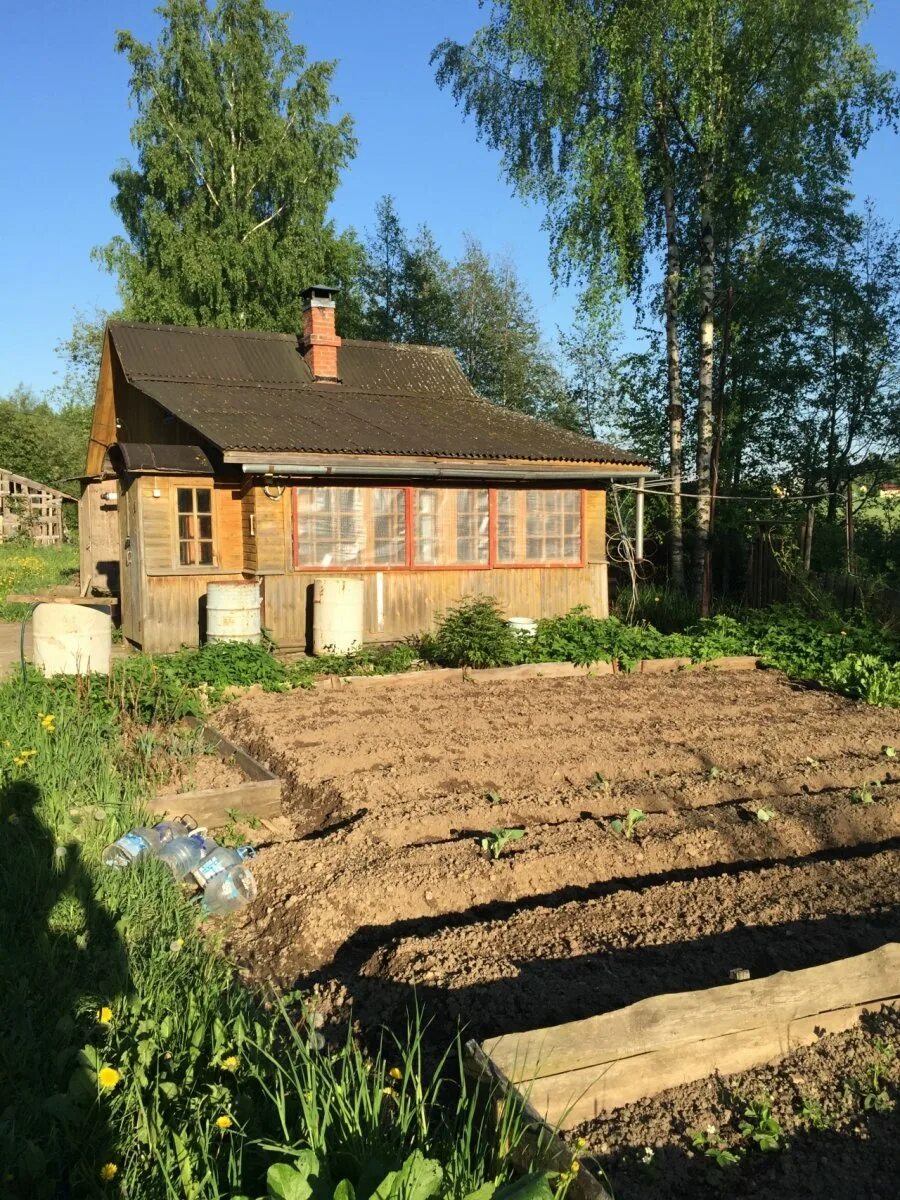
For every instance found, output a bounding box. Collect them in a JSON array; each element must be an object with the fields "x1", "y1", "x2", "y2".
[{"x1": 0, "y1": 778, "x2": 130, "y2": 1199}]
